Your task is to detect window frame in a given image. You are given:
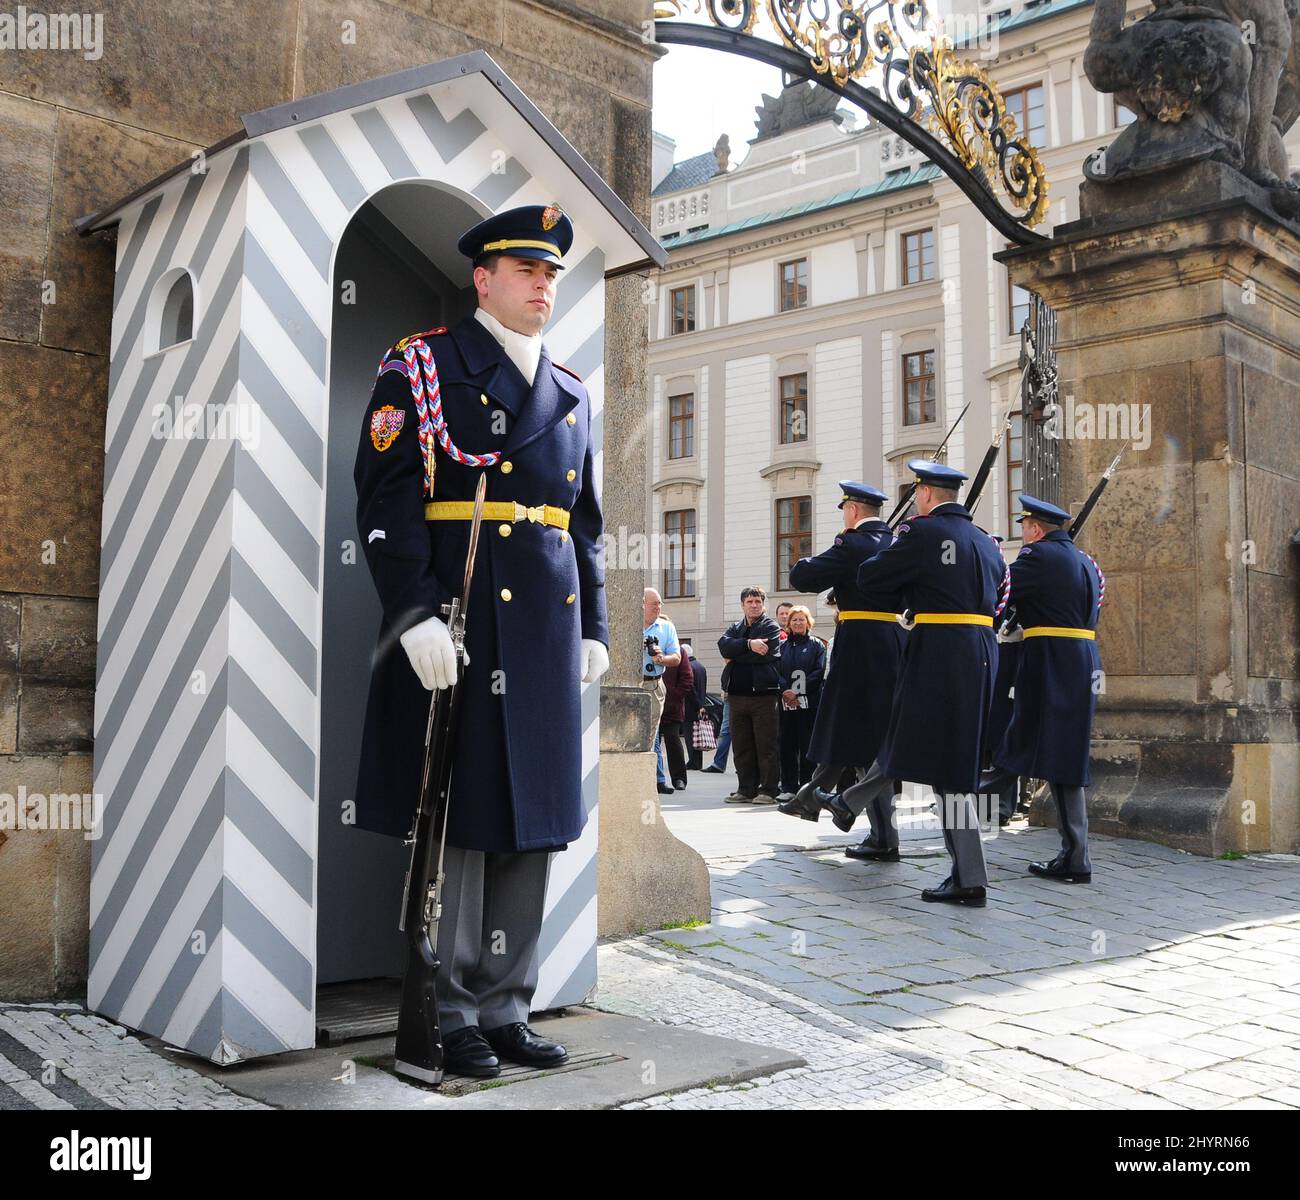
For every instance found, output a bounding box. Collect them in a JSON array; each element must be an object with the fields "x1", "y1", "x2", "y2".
[
  {"x1": 1005, "y1": 407, "x2": 1024, "y2": 541},
  {"x1": 1002, "y1": 81, "x2": 1047, "y2": 148},
  {"x1": 900, "y1": 226, "x2": 936, "y2": 286},
  {"x1": 669, "y1": 284, "x2": 696, "y2": 335},
  {"x1": 778, "y1": 256, "x2": 809, "y2": 313},
  {"x1": 662, "y1": 508, "x2": 697, "y2": 600},
  {"x1": 777, "y1": 371, "x2": 809, "y2": 445},
  {"x1": 774, "y1": 495, "x2": 813, "y2": 591},
  {"x1": 901, "y1": 349, "x2": 938, "y2": 427},
  {"x1": 667, "y1": 391, "x2": 695, "y2": 460}
]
